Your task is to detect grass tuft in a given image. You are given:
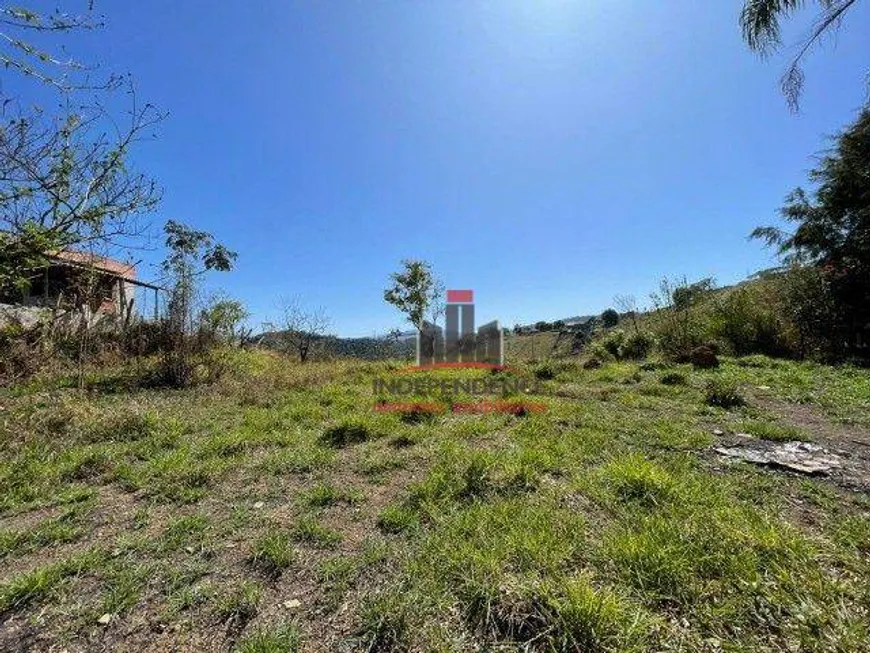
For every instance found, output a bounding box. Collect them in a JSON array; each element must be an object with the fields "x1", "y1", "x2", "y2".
[
  {"x1": 704, "y1": 378, "x2": 745, "y2": 409},
  {"x1": 236, "y1": 621, "x2": 302, "y2": 653},
  {"x1": 320, "y1": 421, "x2": 372, "y2": 447},
  {"x1": 600, "y1": 455, "x2": 675, "y2": 507},
  {"x1": 660, "y1": 371, "x2": 686, "y2": 386},
  {"x1": 250, "y1": 530, "x2": 296, "y2": 576},
  {"x1": 214, "y1": 581, "x2": 261, "y2": 629},
  {"x1": 377, "y1": 505, "x2": 419, "y2": 534},
  {"x1": 735, "y1": 419, "x2": 809, "y2": 442},
  {"x1": 300, "y1": 482, "x2": 362, "y2": 508},
  {"x1": 291, "y1": 516, "x2": 342, "y2": 548},
  {"x1": 0, "y1": 550, "x2": 102, "y2": 615}
]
